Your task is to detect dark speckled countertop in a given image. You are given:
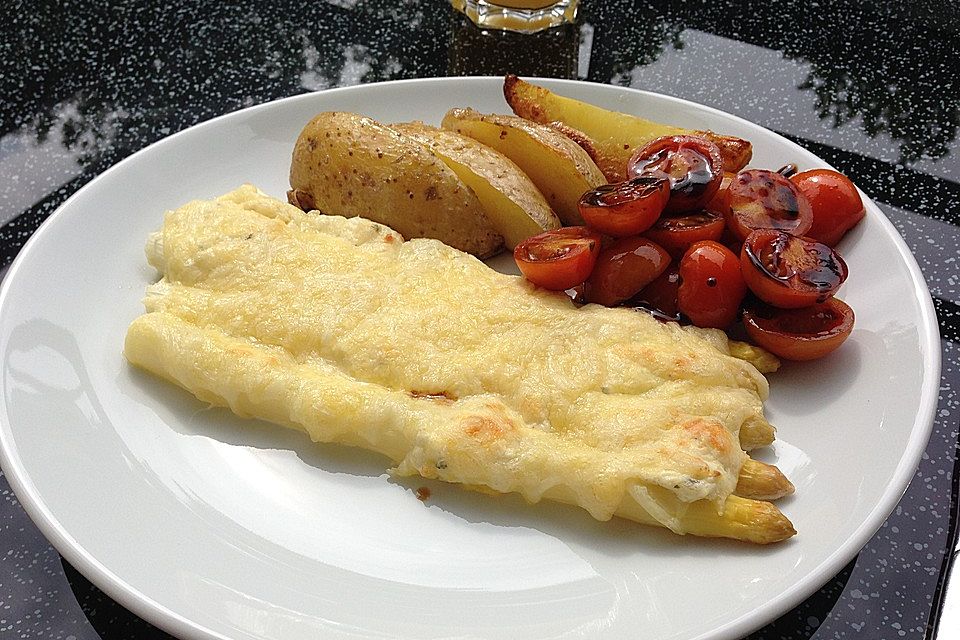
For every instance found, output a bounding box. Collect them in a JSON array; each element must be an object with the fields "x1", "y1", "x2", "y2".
[{"x1": 1, "y1": 1, "x2": 958, "y2": 638}]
